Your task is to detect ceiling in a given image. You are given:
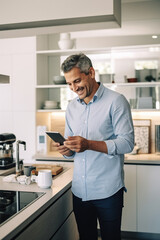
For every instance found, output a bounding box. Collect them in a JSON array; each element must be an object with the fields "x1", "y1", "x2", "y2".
[
  {"x1": 0, "y1": 0, "x2": 159, "y2": 45},
  {"x1": 71, "y1": 0, "x2": 160, "y2": 40}
]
